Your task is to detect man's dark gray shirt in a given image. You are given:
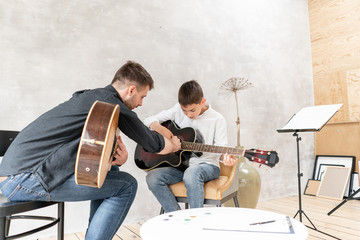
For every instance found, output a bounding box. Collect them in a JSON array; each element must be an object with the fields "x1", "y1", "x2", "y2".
[{"x1": 0, "y1": 85, "x2": 165, "y2": 192}]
